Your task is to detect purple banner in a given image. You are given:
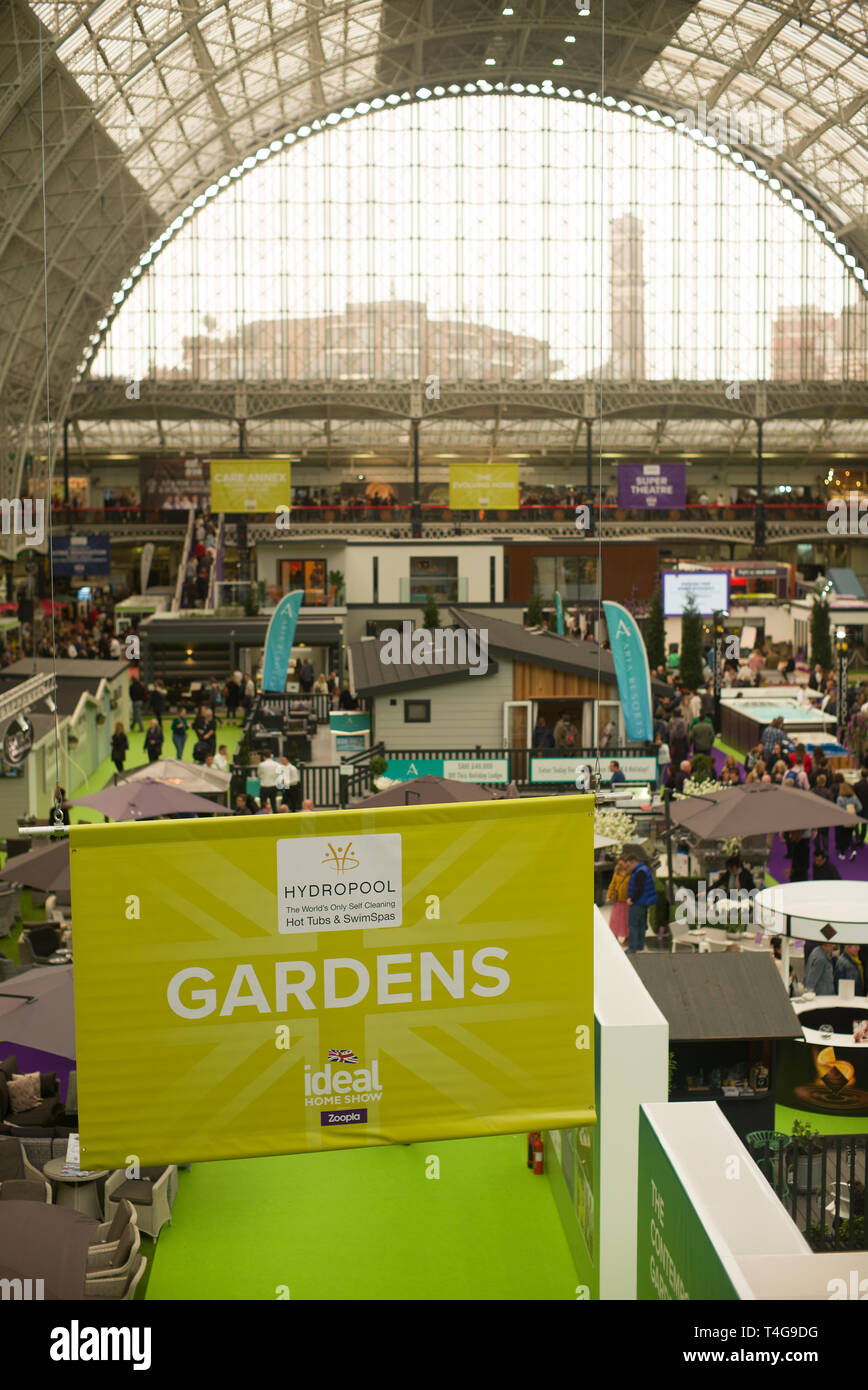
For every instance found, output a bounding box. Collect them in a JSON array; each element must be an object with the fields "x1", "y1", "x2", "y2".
[{"x1": 617, "y1": 463, "x2": 686, "y2": 510}]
